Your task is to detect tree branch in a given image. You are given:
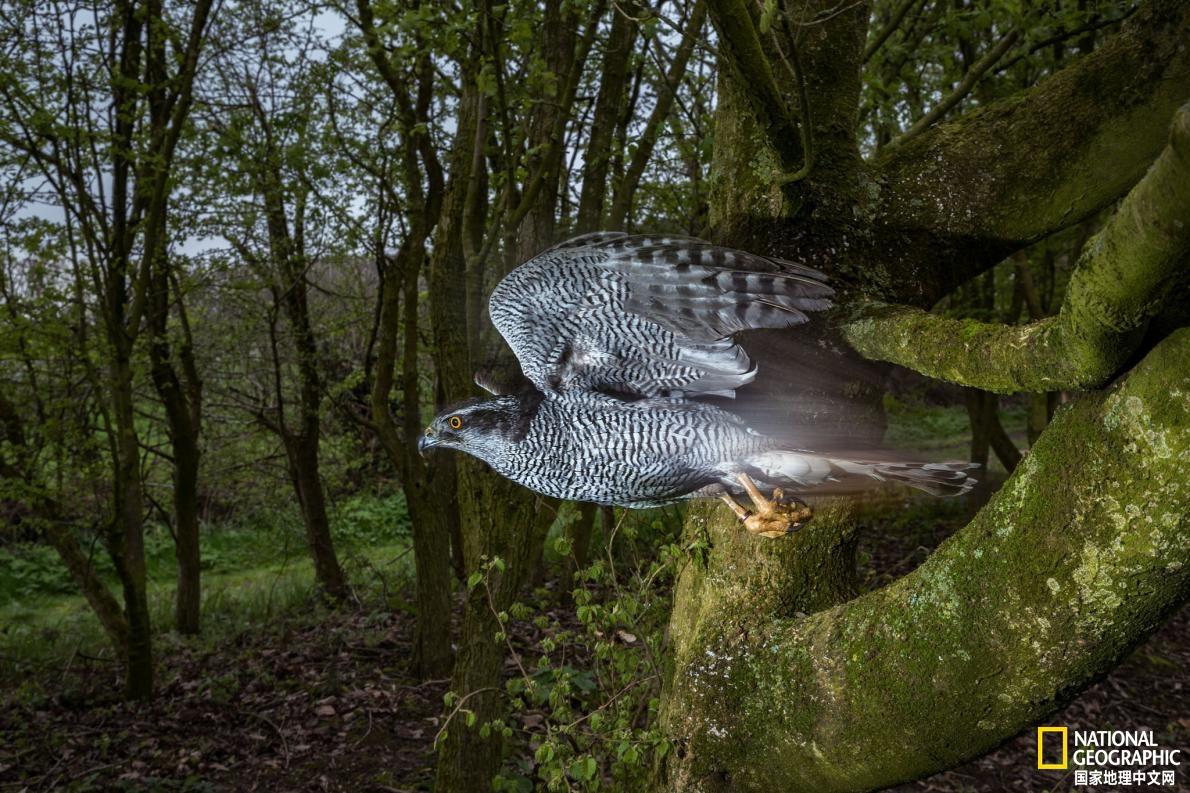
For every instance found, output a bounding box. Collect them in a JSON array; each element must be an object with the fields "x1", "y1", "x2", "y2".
[
  {"x1": 844, "y1": 101, "x2": 1190, "y2": 394},
  {"x1": 705, "y1": 0, "x2": 805, "y2": 176},
  {"x1": 884, "y1": 28, "x2": 1020, "y2": 150},
  {"x1": 862, "y1": 0, "x2": 924, "y2": 63},
  {"x1": 610, "y1": 0, "x2": 706, "y2": 228},
  {"x1": 872, "y1": 0, "x2": 1190, "y2": 293}
]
